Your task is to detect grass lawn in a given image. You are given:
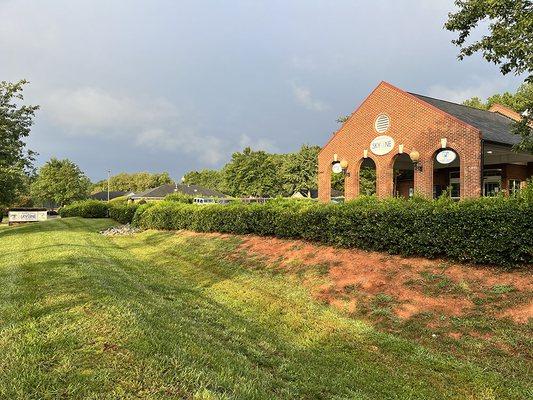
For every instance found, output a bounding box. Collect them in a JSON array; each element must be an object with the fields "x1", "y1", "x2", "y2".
[{"x1": 0, "y1": 218, "x2": 530, "y2": 399}]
